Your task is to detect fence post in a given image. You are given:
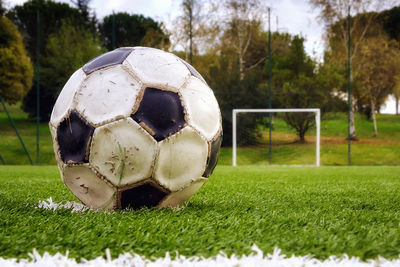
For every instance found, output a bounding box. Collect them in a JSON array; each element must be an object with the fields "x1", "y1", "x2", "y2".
[
  {"x1": 315, "y1": 110, "x2": 320, "y2": 167},
  {"x1": 232, "y1": 110, "x2": 237, "y2": 167},
  {"x1": 36, "y1": 8, "x2": 40, "y2": 165},
  {"x1": 0, "y1": 95, "x2": 33, "y2": 165},
  {"x1": 0, "y1": 154, "x2": 6, "y2": 165}
]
